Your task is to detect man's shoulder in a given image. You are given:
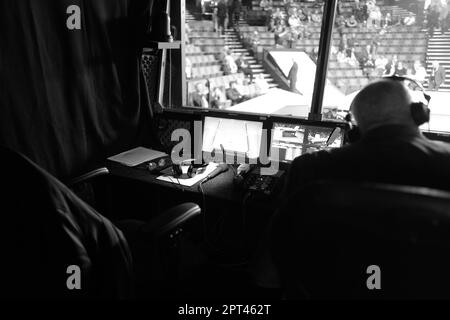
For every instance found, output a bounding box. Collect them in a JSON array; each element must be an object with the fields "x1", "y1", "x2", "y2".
[{"x1": 291, "y1": 145, "x2": 352, "y2": 169}]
